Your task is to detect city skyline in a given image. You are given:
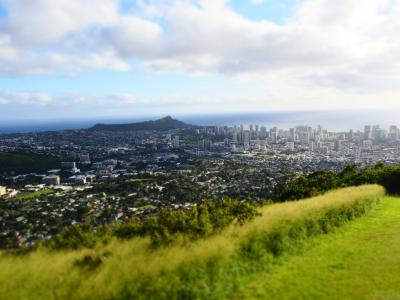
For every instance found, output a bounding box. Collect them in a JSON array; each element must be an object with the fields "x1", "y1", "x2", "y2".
[
  {"x1": 1, "y1": 0, "x2": 400, "y2": 120},
  {"x1": 2, "y1": 108, "x2": 400, "y2": 134}
]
